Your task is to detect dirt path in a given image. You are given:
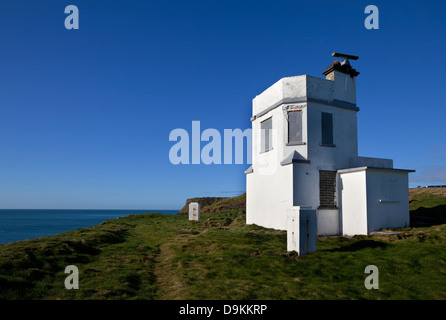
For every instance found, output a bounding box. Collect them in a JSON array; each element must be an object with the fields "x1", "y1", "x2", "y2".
[{"x1": 153, "y1": 233, "x2": 197, "y2": 299}]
